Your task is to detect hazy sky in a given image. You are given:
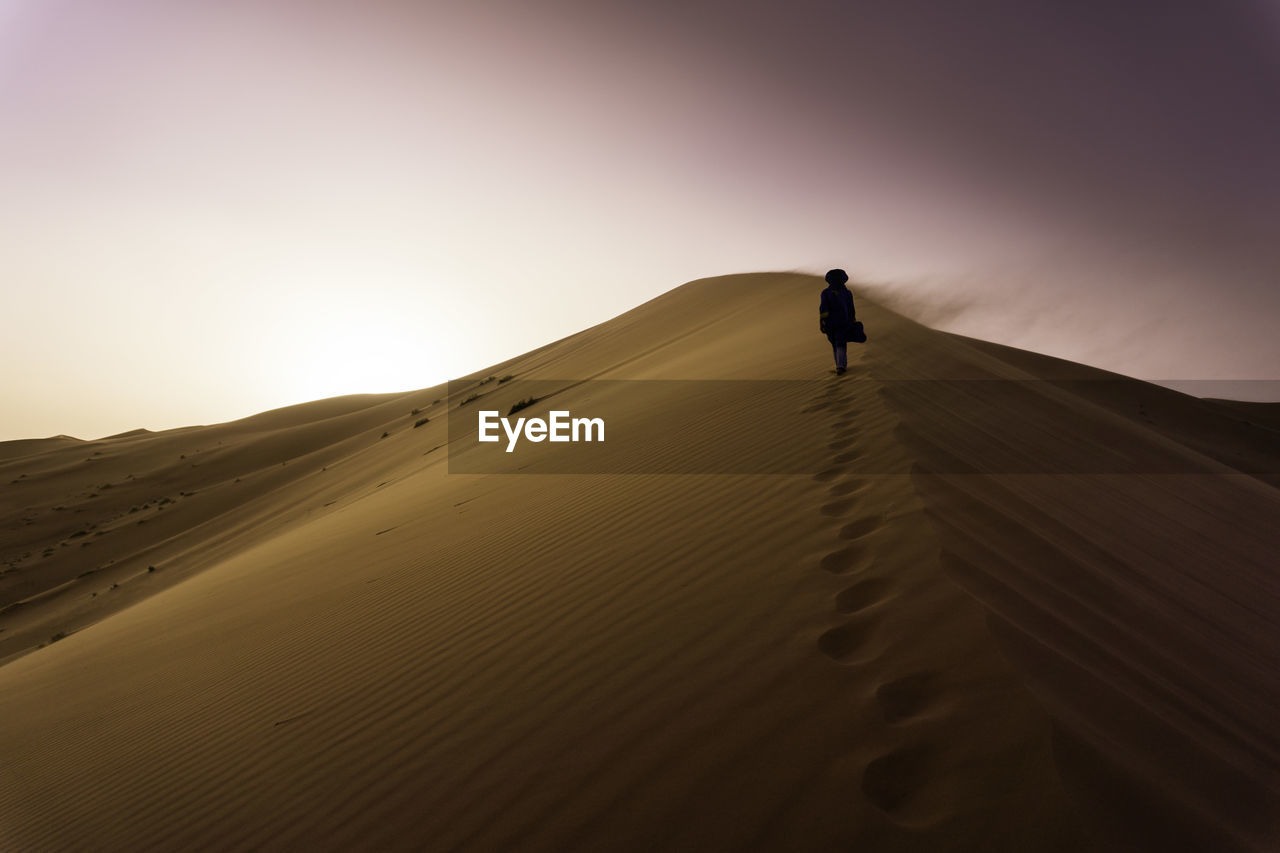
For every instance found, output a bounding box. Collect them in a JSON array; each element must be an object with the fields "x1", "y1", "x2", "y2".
[{"x1": 3, "y1": 0, "x2": 1278, "y2": 440}]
